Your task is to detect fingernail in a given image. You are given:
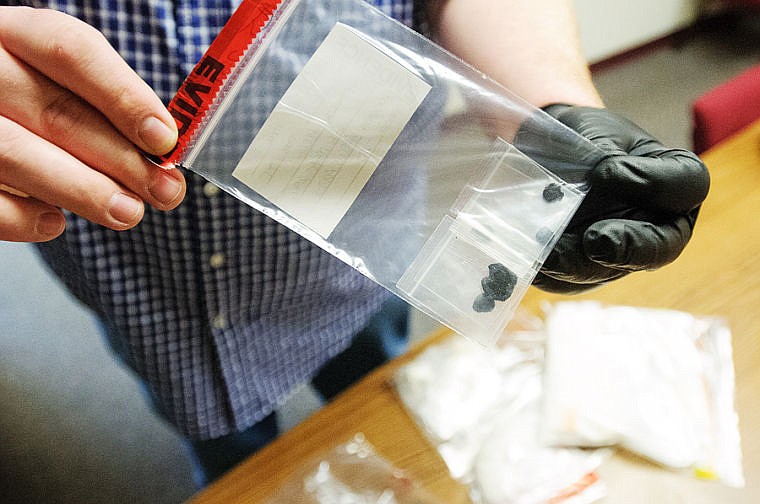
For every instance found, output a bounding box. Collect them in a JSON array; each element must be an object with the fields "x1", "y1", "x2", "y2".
[
  {"x1": 139, "y1": 116, "x2": 177, "y2": 154},
  {"x1": 149, "y1": 170, "x2": 182, "y2": 206},
  {"x1": 36, "y1": 212, "x2": 65, "y2": 237},
  {"x1": 108, "y1": 193, "x2": 143, "y2": 225}
]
